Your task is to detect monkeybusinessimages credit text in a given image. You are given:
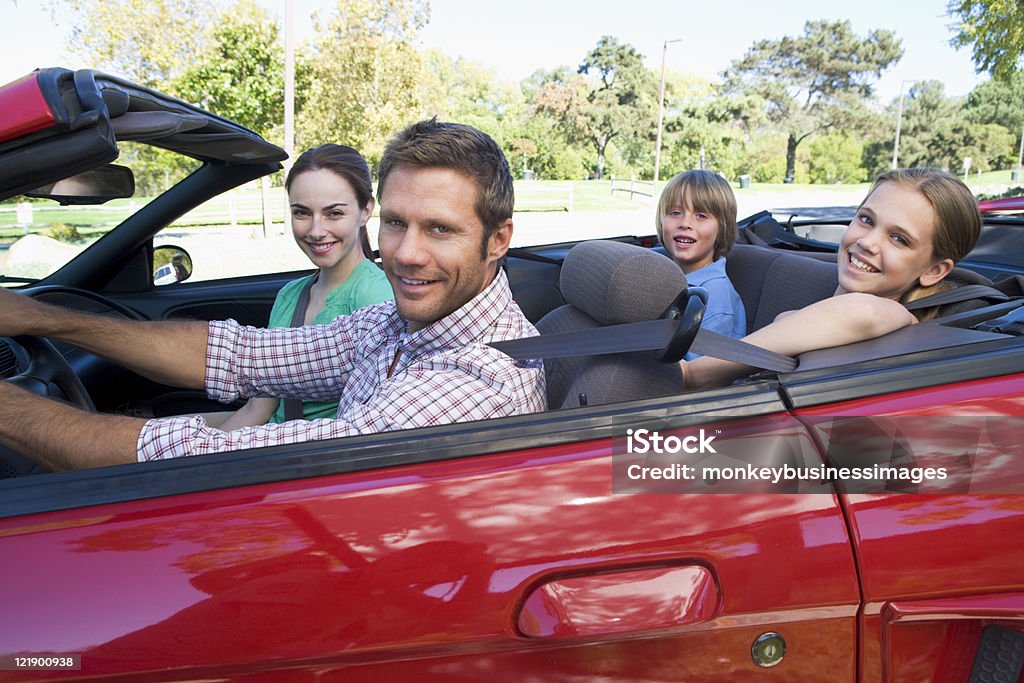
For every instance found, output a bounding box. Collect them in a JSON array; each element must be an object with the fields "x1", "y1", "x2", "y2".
[{"x1": 621, "y1": 428, "x2": 948, "y2": 486}]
